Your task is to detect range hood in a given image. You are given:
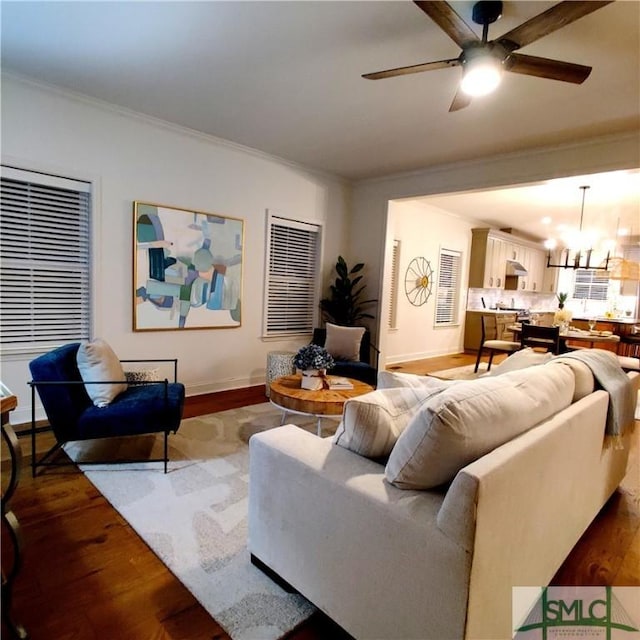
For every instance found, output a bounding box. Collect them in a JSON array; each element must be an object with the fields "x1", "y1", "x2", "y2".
[{"x1": 505, "y1": 260, "x2": 528, "y2": 277}]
